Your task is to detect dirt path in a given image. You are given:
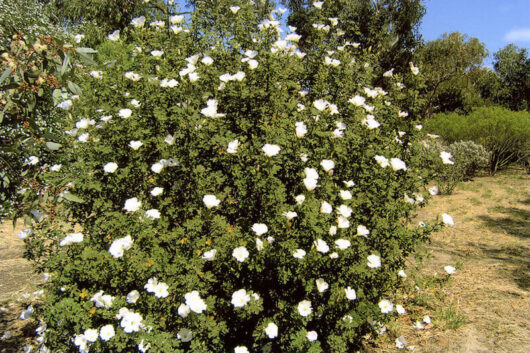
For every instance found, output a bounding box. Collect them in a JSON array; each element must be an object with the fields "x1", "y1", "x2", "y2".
[
  {"x1": 0, "y1": 170, "x2": 529, "y2": 352},
  {"x1": 371, "y1": 170, "x2": 530, "y2": 352}
]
